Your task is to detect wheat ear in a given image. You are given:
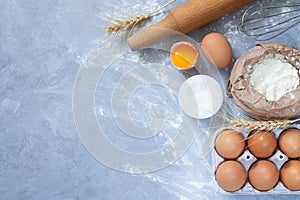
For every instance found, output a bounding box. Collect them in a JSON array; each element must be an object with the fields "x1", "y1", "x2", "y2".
[
  {"x1": 226, "y1": 118, "x2": 300, "y2": 131},
  {"x1": 105, "y1": 0, "x2": 175, "y2": 34}
]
